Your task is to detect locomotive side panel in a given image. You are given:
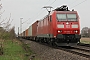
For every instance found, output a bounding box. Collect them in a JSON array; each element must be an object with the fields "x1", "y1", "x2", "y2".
[
  {"x1": 37, "y1": 16, "x2": 54, "y2": 38},
  {"x1": 51, "y1": 11, "x2": 57, "y2": 37}
]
